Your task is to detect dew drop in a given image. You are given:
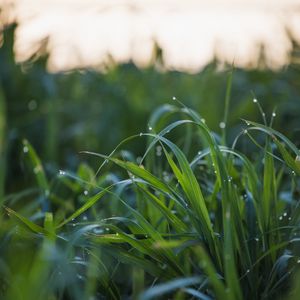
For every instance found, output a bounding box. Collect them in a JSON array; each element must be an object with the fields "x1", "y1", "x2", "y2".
[
  {"x1": 283, "y1": 212, "x2": 287, "y2": 217},
  {"x1": 253, "y1": 98, "x2": 258, "y2": 103},
  {"x1": 172, "y1": 96, "x2": 176, "y2": 101},
  {"x1": 219, "y1": 122, "x2": 226, "y2": 129},
  {"x1": 200, "y1": 118, "x2": 206, "y2": 123},
  {"x1": 84, "y1": 190, "x2": 88, "y2": 196},
  {"x1": 28, "y1": 100, "x2": 37, "y2": 111},
  {"x1": 297, "y1": 259, "x2": 300, "y2": 264},
  {"x1": 255, "y1": 238, "x2": 259, "y2": 242},
  {"x1": 34, "y1": 165, "x2": 42, "y2": 174},
  {"x1": 139, "y1": 132, "x2": 143, "y2": 137},
  {"x1": 59, "y1": 170, "x2": 65, "y2": 176},
  {"x1": 288, "y1": 217, "x2": 292, "y2": 220},
  {"x1": 246, "y1": 269, "x2": 250, "y2": 274},
  {"x1": 105, "y1": 227, "x2": 109, "y2": 231},
  {"x1": 279, "y1": 216, "x2": 283, "y2": 221},
  {"x1": 244, "y1": 129, "x2": 248, "y2": 134},
  {"x1": 148, "y1": 126, "x2": 152, "y2": 131},
  {"x1": 198, "y1": 151, "x2": 202, "y2": 155},
  {"x1": 82, "y1": 215, "x2": 88, "y2": 221},
  {"x1": 23, "y1": 146, "x2": 29, "y2": 153},
  {"x1": 272, "y1": 112, "x2": 276, "y2": 117}
]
